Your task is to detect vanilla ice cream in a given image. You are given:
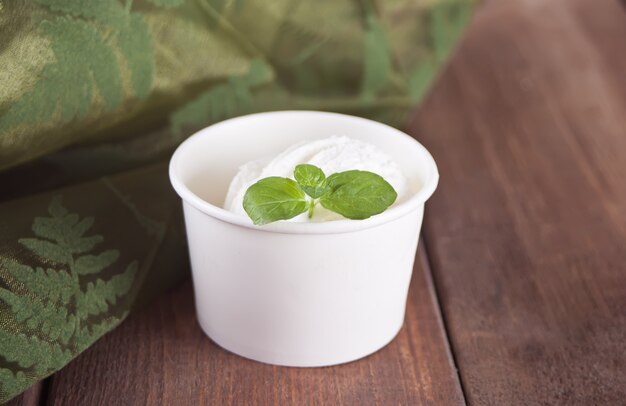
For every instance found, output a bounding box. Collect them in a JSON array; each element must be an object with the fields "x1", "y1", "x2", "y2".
[{"x1": 224, "y1": 136, "x2": 408, "y2": 222}]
